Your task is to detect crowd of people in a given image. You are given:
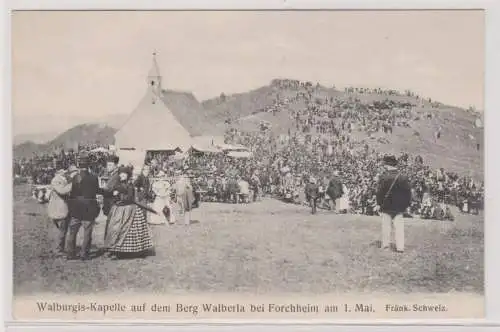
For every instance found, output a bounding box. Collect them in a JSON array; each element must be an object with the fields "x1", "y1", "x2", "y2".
[
  {"x1": 21, "y1": 138, "x2": 483, "y2": 223},
  {"x1": 34, "y1": 143, "x2": 479, "y2": 261},
  {"x1": 14, "y1": 151, "x2": 77, "y2": 185},
  {"x1": 14, "y1": 146, "x2": 111, "y2": 185},
  {"x1": 216, "y1": 79, "x2": 483, "y2": 218},
  {"x1": 199, "y1": 128, "x2": 483, "y2": 219},
  {"x1": 16, "y1": 78, "x2": 484, "y2": 235},
  {"x1": 253, "y1": 82, "x2": 434, "y2": 148},
  {"x1": 10, "y1": 76, "x2": 485, "y2": 262},
  {"x1": 44, "y1": 155, "x2": 198, "y2": 261}
]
